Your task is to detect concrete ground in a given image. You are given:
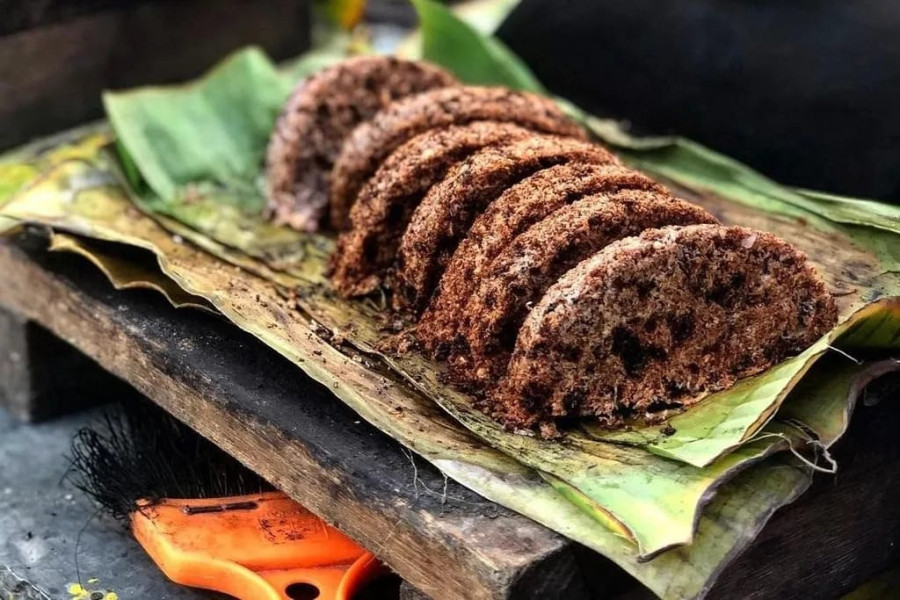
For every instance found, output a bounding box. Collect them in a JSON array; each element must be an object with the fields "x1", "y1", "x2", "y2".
[{"x1": 0, "y1": 406, "x2": 210, "y2": 600}]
